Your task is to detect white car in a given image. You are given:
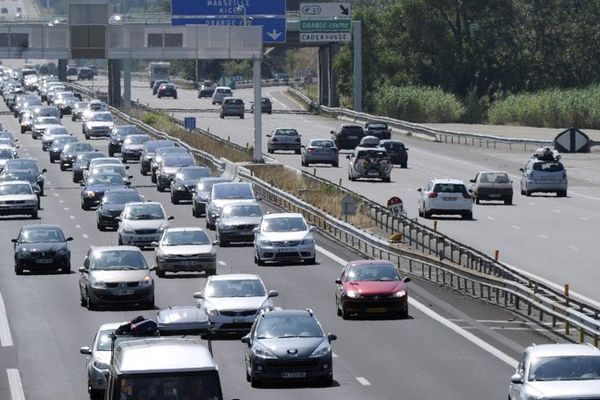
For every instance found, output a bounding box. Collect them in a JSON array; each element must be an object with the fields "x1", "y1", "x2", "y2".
[
  {"x1": 508, "y1": 343, "x2": 600, "y2": 400},
  {"x1": 84, "y1": 157, "x2": 123, "y2": 180},
  {"x1": 417, "y1": 179, "x2": 473, "y2": 220},
  {"x1": 193, "y1": 274, "x2": 278, "y2": 333},
  {"x1": 117, "y1": 202, "x2": 173, "y2": 247},
  {"x1": 83, "y1": 111, "x2": 114, "y2": 139},
  {"x1": 41, "y1": 125, "x2": 70, "y2": 151},
  {"x1": 0, "y1": 181, "x2": 38, "y2": 219},
  {"x1": 253, "y1": 213, "x2": 316, "y2": 265},
  {"x1": 31, "y1": 116, "x2": 60, "y2": 140},
  {"x1": 347, "y1": 146, "x2": 392, "y2": 182},
  {"x1": 154, "y1": 227, "x2": 216, "y2": 277},
  {"x1": 0, "y1": 144, "x2": 15, "y2": 170}
]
